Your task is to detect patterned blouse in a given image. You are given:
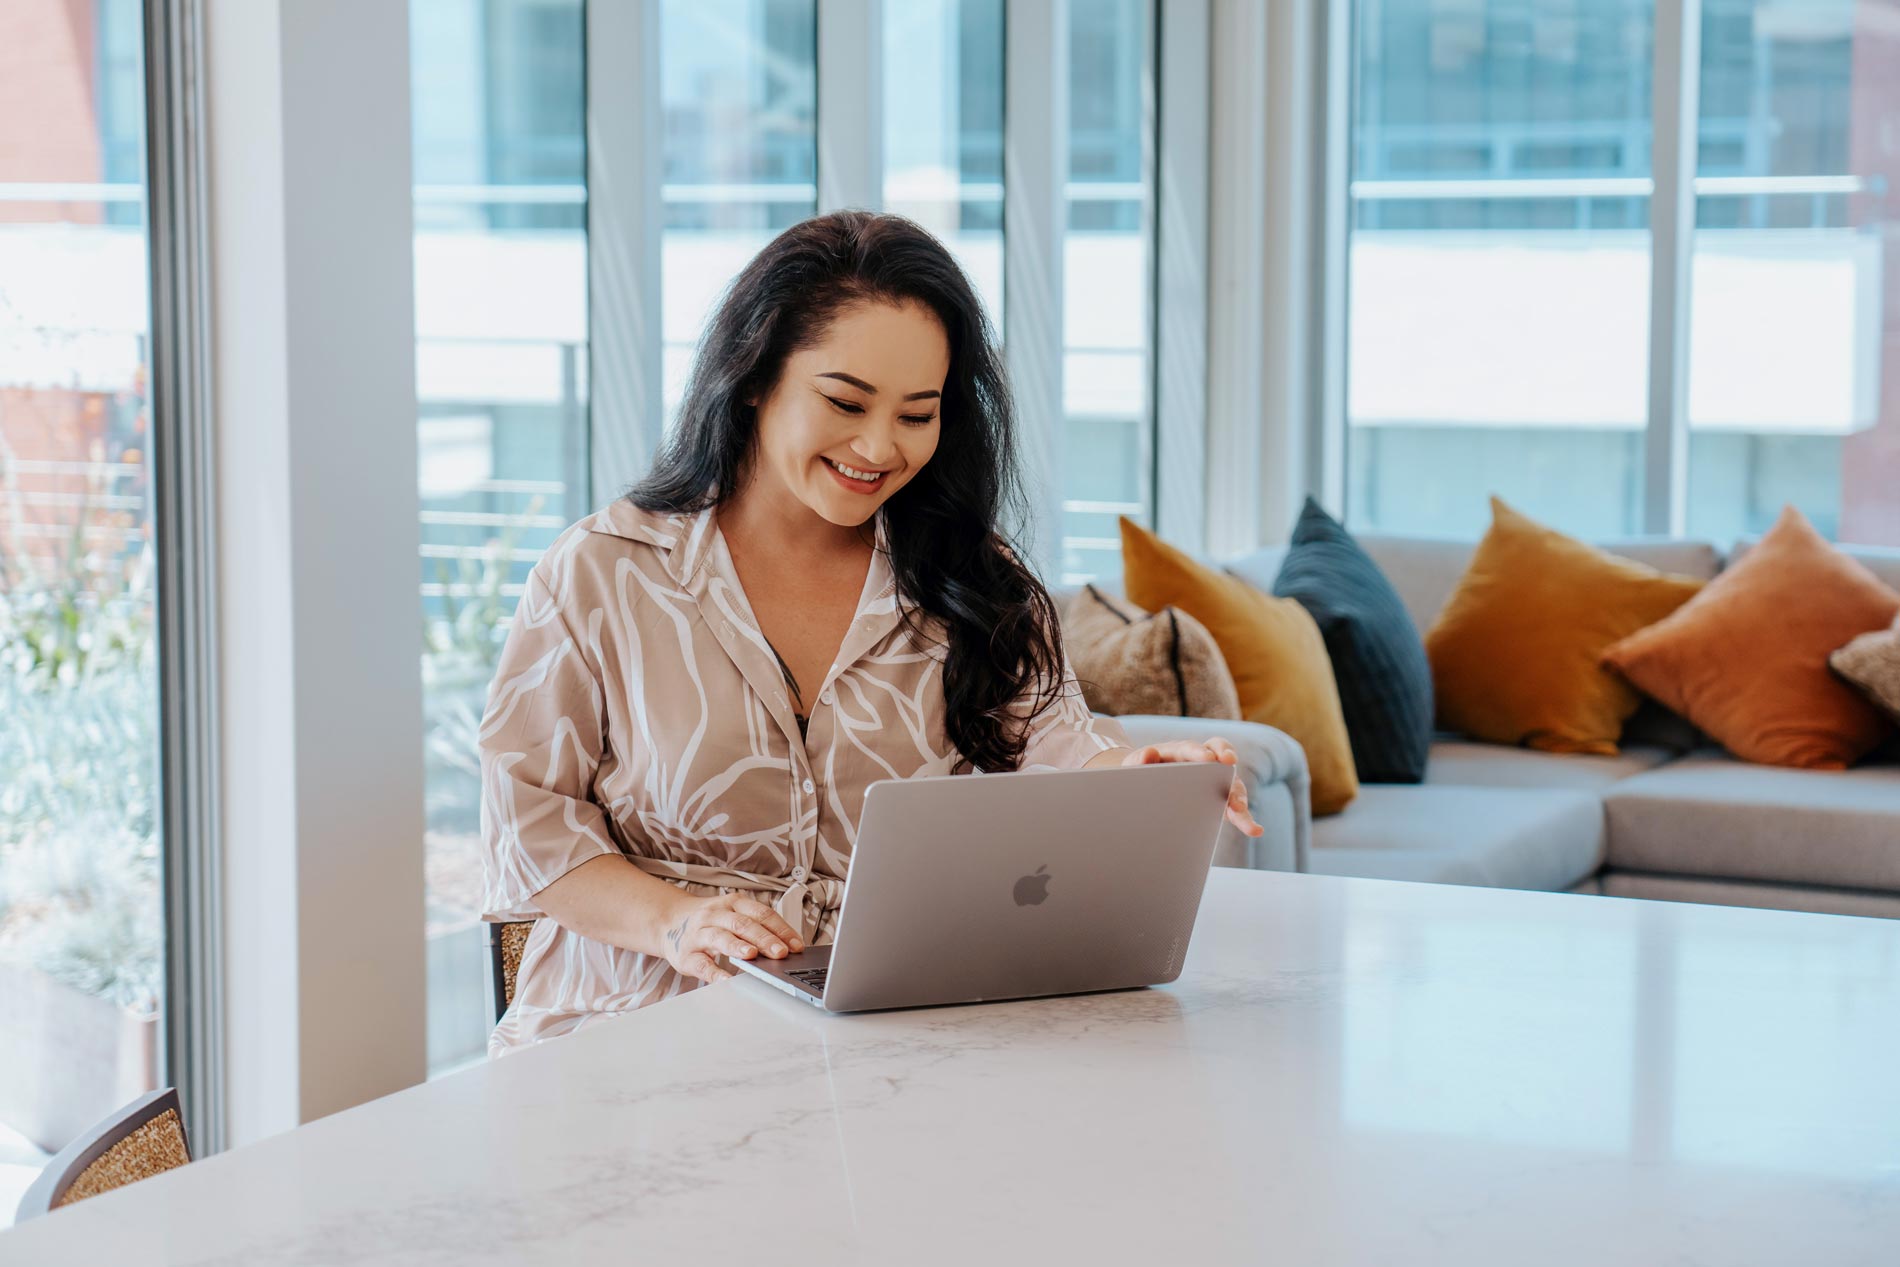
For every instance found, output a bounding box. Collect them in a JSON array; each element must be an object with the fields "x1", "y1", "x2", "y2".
[{"x1": 479, "y1": 499, "x2": 1131, "y2": 1053}]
